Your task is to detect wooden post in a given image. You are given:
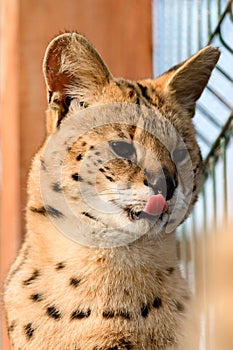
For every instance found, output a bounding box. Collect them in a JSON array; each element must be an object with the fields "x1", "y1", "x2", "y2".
[{"x1": 0, "y1": 1, "x2": 21, "y2": 349}]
